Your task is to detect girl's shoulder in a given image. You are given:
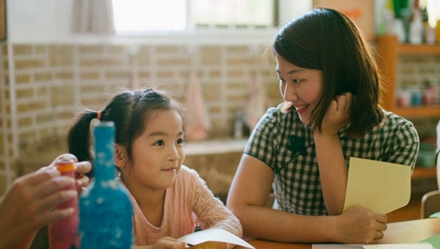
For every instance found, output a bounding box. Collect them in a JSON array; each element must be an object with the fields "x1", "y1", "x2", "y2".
[{"x1": 176, "y1": 165, "x2": 204, "y2": 183}]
